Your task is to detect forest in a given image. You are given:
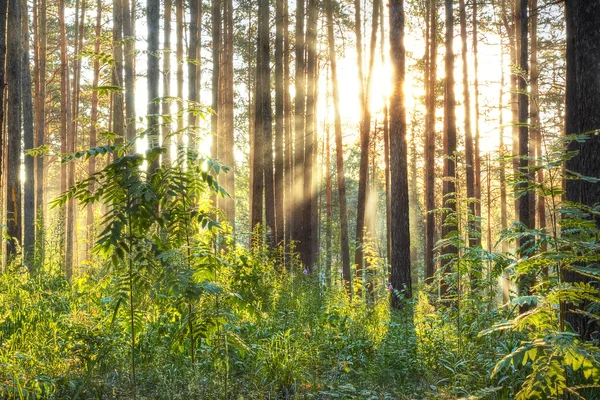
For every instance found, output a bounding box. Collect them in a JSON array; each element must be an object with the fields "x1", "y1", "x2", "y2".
[{"x1": 1, "y1": 0, "x2": 600, "y2": 398}]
